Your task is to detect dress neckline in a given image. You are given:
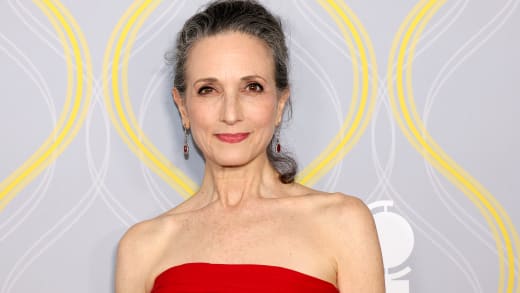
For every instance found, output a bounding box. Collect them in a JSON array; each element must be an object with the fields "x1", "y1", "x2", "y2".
[{"x1": 154, "y1": 262, "x2": 338, "y2": 290}]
